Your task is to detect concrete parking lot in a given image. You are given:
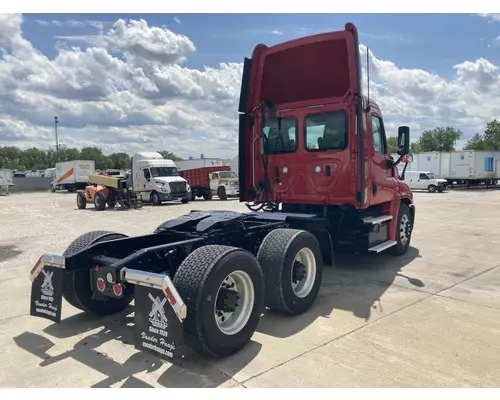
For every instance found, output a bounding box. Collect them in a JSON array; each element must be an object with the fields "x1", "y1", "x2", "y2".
[{"x1": 1, "y1": 189, "x2": 500, "y2": 388}]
